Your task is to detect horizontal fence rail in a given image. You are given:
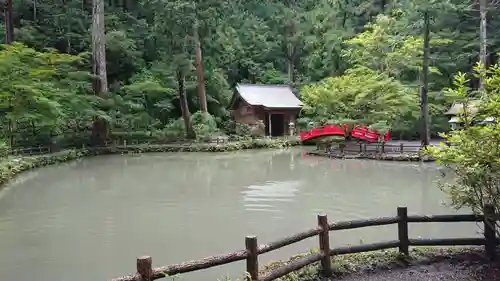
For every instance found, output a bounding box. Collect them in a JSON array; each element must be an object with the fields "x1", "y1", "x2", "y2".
[
  {"x1": 109, "y1": 205, "x2": 499, "y2": 281},
  {"x1": 324, "y1": 143, "x2": 429, "y2": 155}
]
